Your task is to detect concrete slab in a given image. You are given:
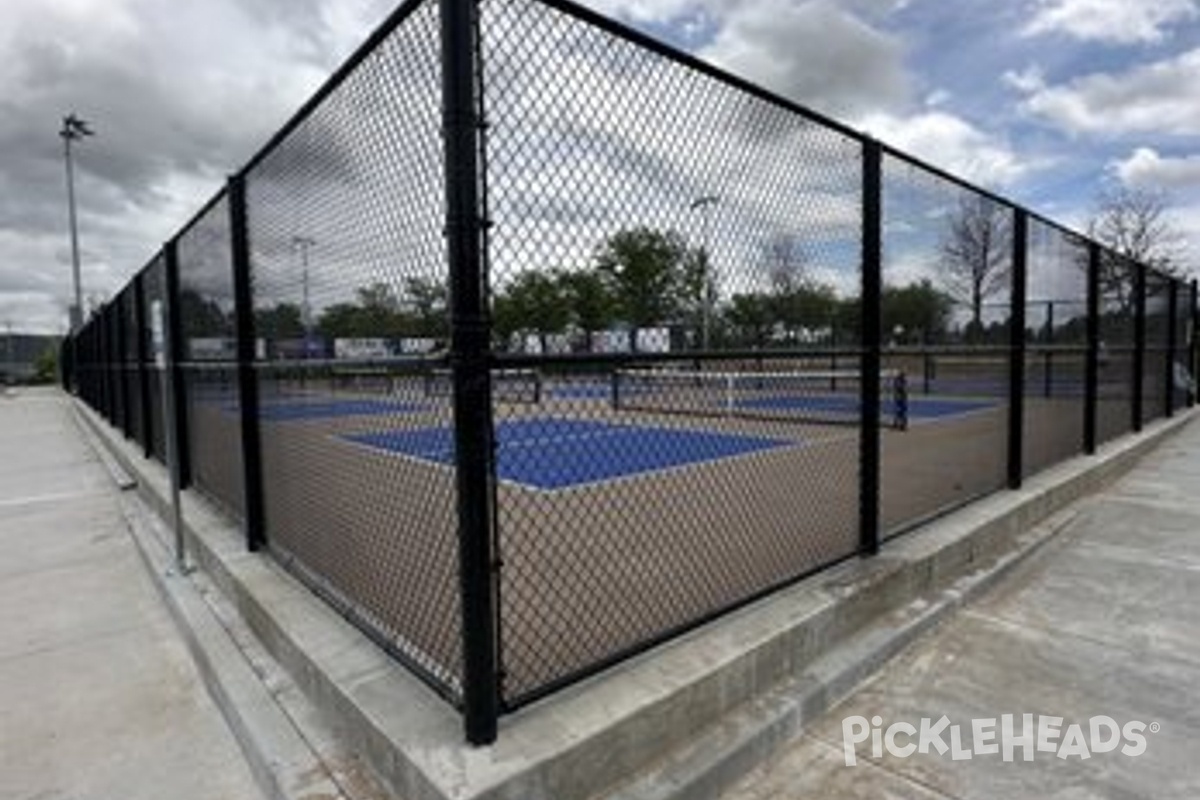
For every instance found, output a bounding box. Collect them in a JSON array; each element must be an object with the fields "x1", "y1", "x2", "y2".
[
  {"x1": 723, "y1": 417, "x2": 1200, "y2": 800},
  {"x1": 0, "y1": 388, "x2": 265, "y2": 800}
]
